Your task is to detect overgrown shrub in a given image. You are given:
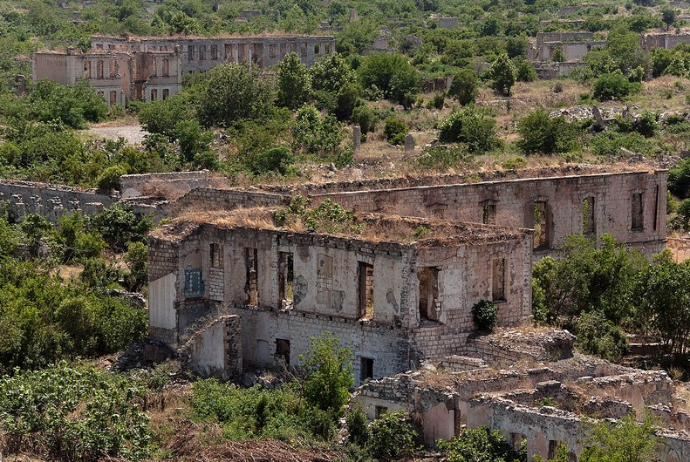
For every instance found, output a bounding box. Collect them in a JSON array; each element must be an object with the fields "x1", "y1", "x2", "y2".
[
  {"x1": 593, "y1": 71, "x2": 637, "y2": 101},
  {"x1": 96, "y1": 165, "x2": 127, "y2": 192},
  {"x1": 413, "y1": 145, "x2": 471, "y2": 170},
  {"x1": 346, "y1": 407, "x2": 369, "y2": 446},
  {"x1": 350, "y1": 105, "x2": 378, "y2": 138},
  {"x1": 517, "y1": 110, "x2": 581, "y2": 155},
  {"x1": 367, "y1": 410, "x2": 418, "y2": 460},
  {"x1": 438, "y1": 426, "x2": 524, "y2": 462},
  {"x1": 575, "y1": 310, "x2": 629, "y2": 360},
  {"x1": 472, "y1": 300, "x2": 498, "y2": 332},
  {"x1": 384, "y1": 116, "x2": 408, "y2": 145},
  {"x1": 438, "y1": 107, "x2": 500, "y2": 154},
  {"x1": 448, "y1": 68, "x2": 478, "y2": 105}
]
